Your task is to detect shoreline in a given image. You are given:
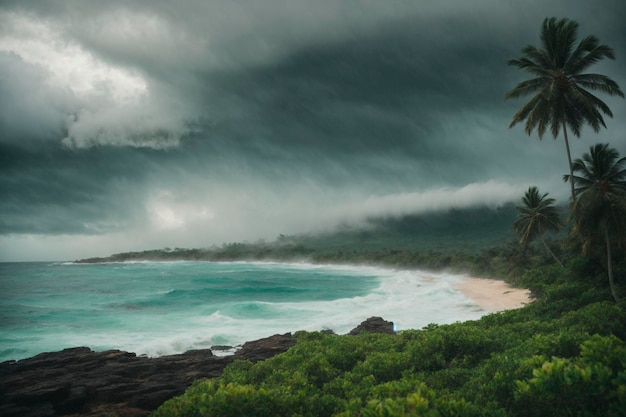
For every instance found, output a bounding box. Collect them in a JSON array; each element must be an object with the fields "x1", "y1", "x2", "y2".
[
  {"x1": 2, "y1": 261, "x2": 532, "y2": 363},
  {"x1": 69, "y1": 257, "x2": 534, "y2": 312},
  {"x1": 454, "y1": 276, "x2": 531, "y2": 312}
]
